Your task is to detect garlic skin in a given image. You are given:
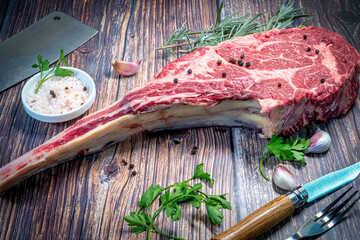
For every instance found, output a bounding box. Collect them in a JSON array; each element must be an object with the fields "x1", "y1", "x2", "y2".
[
  {"x1": 112, "y1": 59, "x2": 141, "y2": 76},
  {"x1": 272, "y1": 164, "x2": 299, "y2": 190},
  {"x1": 305, "y1": 128, "x2": 331, "y2": 154}
]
